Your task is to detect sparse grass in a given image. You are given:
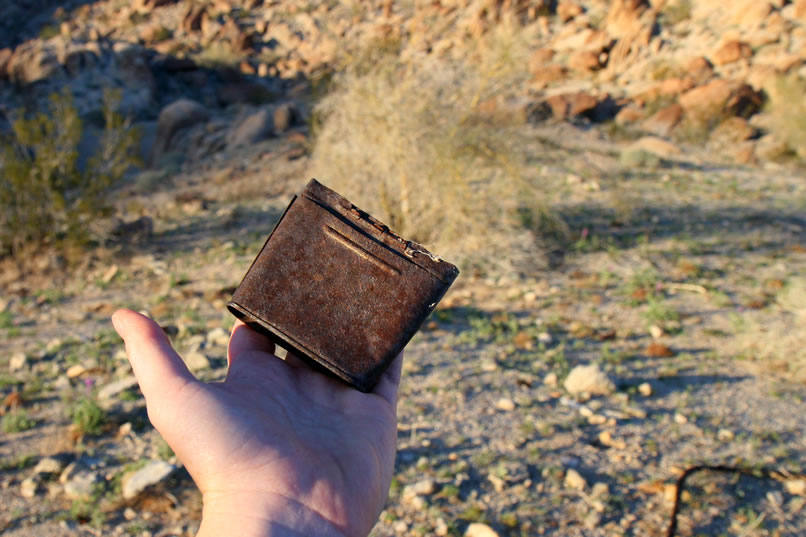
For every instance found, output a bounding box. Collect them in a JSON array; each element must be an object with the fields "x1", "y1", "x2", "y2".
[
  {"x1": 766, "y1": 75, "x2": 806, "y2": 160},
  {"x1": 1, "y1": 410, "x2": 37, "y2": 433},
  {"x1": 309, "y1": 18, "x2": 566, "y2": 275},
  {"x1": 193, "y1": 41, "x2": 246, "y2": 69},
  {"x1": 39, "y1": 24, "x2": 60, "y2": 40},
  {"x1": 0, "y1": 311, "x2": 13, "y2": 329},
  {"x1": 623, "y1": 269, "x2": 660, "y2": 305},
  {"x1": 736, "y1": 278, "x2": 806, "y2": 383},
  {"x1": 67, "y1": 395, "x2": 106, "y2": 436},
  {"x1": 660, "y1": 0, "x2": 692, "y2": 26},
  {"x1": 644, "y1": 296, "x2": 681, "y2": 330}
]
